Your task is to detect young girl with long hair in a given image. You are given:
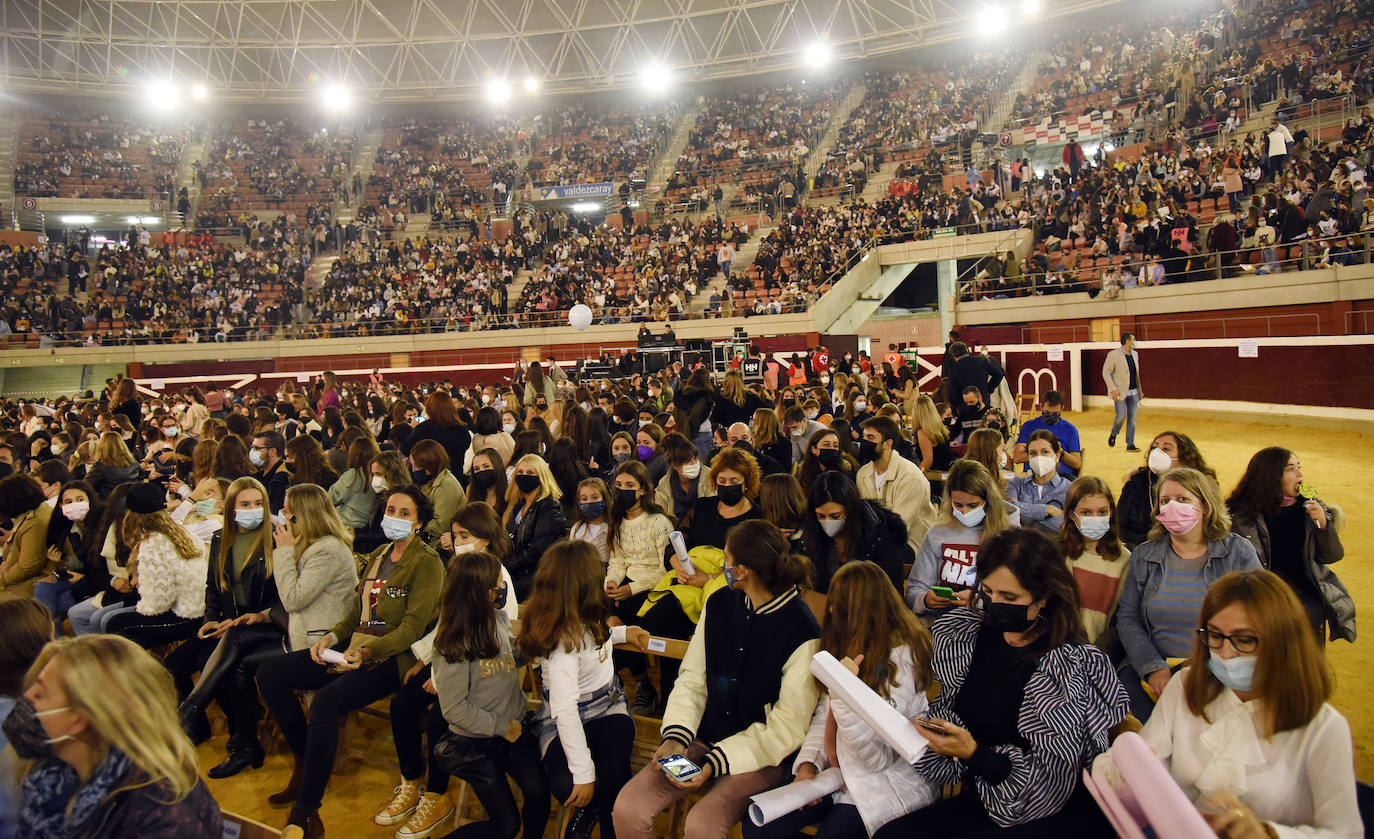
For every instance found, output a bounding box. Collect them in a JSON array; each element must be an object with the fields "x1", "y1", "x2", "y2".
[
  {"x1": 569, "y1": 477, "x2": 611, "y2": 566},
  {"x1": 430, "y1": 551, "x2": 551, "y2": 839},
  {"x1": 519, "y1": 540, "x2": 647, "y2": 839},
  {"x1": 747, "y1": 560, "x2": 938, "y2": 839},
  {"x1": 603, "y1": 461, "x2": 673, "y2": 623},
  {"x1": 904, "y1": 460, "x2": 1010, "y2": 619},
  {"x1": 1059, "y1": 476, "x2": 1130, "y2": 648},
  {"x1": 105, "y1": 483, "x2": 208, "y2": 649}
]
